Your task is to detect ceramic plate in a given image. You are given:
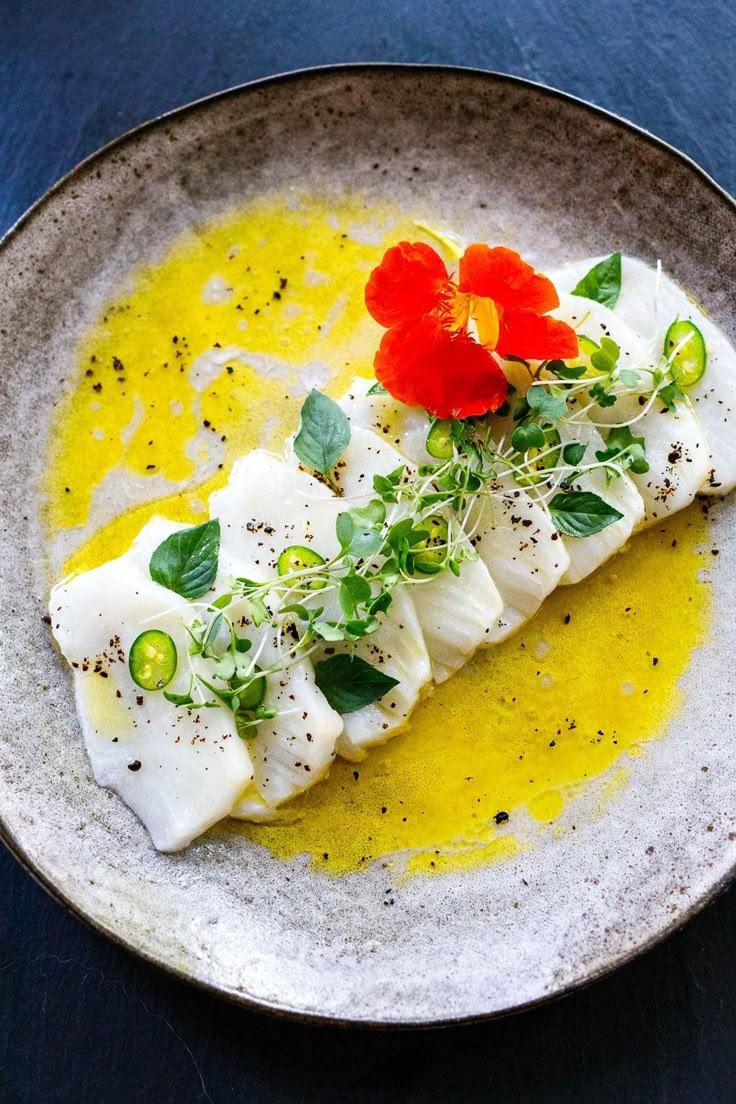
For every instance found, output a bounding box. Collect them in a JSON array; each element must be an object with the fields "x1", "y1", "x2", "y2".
[{"x1": 1, "y1": 66, "x2": 735, "y2": 1026}]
